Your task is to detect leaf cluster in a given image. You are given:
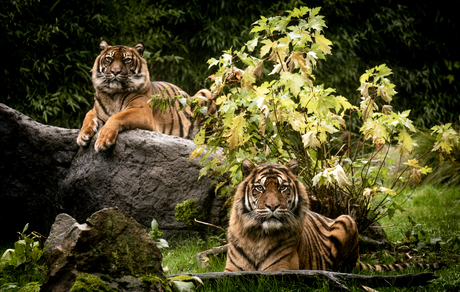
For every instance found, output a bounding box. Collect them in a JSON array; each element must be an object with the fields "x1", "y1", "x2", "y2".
[{"x1": 0, "y1": 224, "x2": 48, "y2": 290}]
